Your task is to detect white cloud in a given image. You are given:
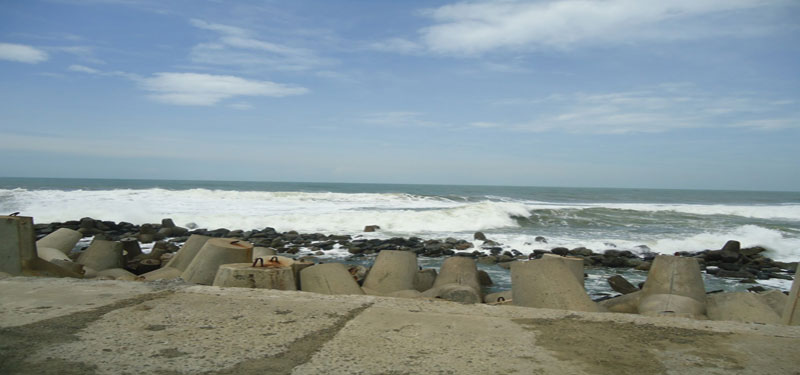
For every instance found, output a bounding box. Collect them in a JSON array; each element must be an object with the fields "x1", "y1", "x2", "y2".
[
  {"x1": 488, "y1": 84, "x2": 799, "y2": 133},
  {"x1": 418, "y1": 0, "x2": 785, "y2": 54},
  {"x1": 139, "y1": 72, "x2": 308, "y2": 106},
  {"x1": 0, "y1": 42, "x2": 49, "y2": 63},
  {"x1": 189, "y1": 18, "x2": 329, "y2": 71},
  {"x1": 68, "y1": 64, "x2": 100, "y2": 74}
]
